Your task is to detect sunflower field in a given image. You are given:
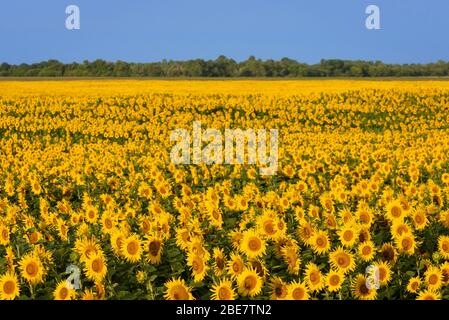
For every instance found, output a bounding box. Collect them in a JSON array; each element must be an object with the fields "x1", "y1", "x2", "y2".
[{"x1": 1, "y1": 80, "x2": 449, "y2": 300}]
